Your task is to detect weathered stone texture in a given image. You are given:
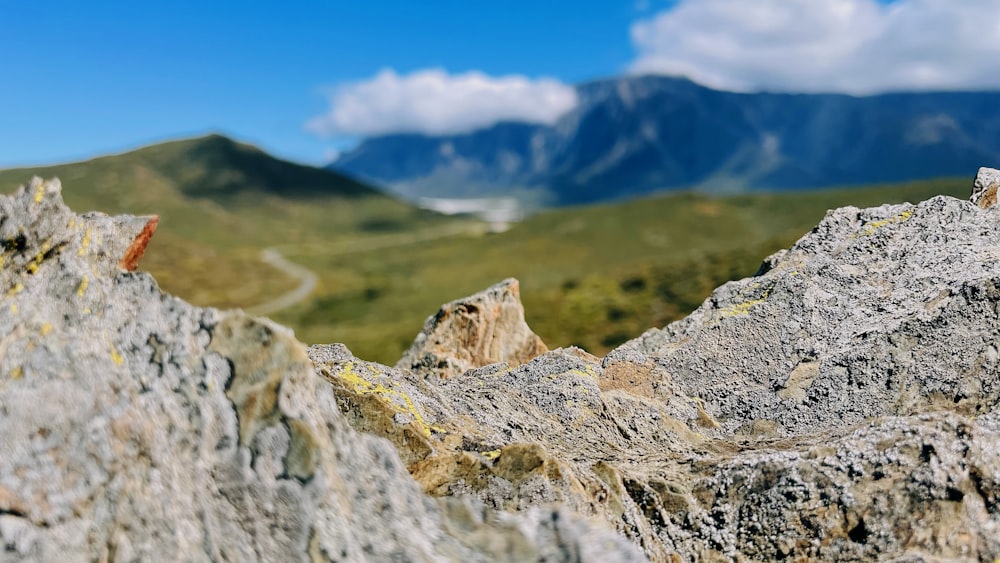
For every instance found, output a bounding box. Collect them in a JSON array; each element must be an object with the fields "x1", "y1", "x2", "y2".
[
  {"x1": 318, "y1": 178, "x2": 1000, "y2": 561},
  {"x1": 971, "y1": 166, "x2": 1000, "y2": 209},
  {"x1": 397, "y1": 278, "x2": 548, "y2": 378},
  {"x1": 8, "y1": 169, "x2": 1000, "y2": 562},
  {"x1": 0, "y1": 178, "x2": 642, "y2": 562}
]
